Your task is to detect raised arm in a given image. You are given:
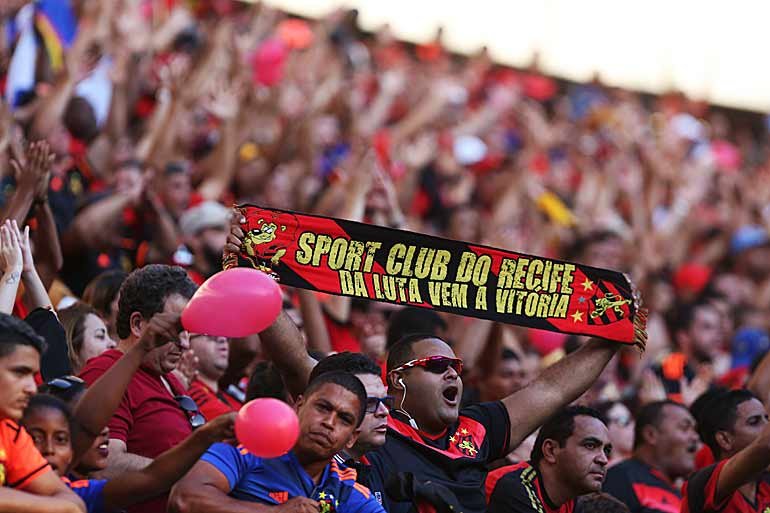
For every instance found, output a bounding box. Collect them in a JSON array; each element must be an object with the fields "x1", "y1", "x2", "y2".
[
  {"x1": 0, "y1": 220, "x2": 24, "y2": 314},
  {"x1": 501, "y1": 331, "x2": 639, "y2": 448},
  {"x1": 169, "y1": 460, "x2": 290, "y2": 513},
  {"x1": 708, "y1": 418, "x2": 770, "y2": 504},
  {"x1": 225, "y1": 212, "x2": 316, "y2": 398},
  {"x1": 0, "y1": 469, "x2": 85, "y2": 513},
  {"x1": 72, "y1": 311, "x2": 184, "y2": 462},
  {"x1": 103, "y1": 413, "x2": 235, "y2": 511}
]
